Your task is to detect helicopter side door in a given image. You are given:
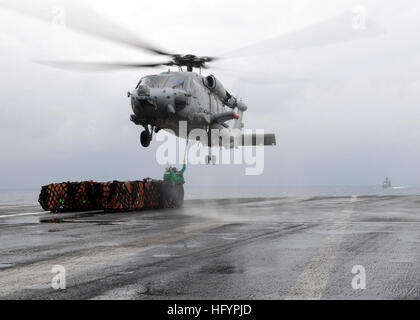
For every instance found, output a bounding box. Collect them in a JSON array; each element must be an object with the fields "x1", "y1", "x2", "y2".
[{"x1": 188, "y1": 77, "x2": 211, "y2": 112}]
